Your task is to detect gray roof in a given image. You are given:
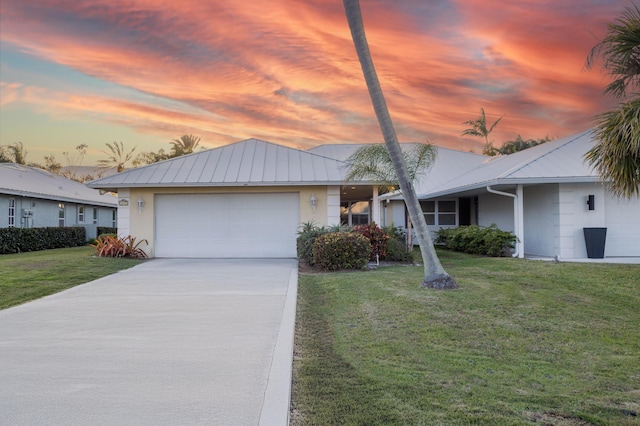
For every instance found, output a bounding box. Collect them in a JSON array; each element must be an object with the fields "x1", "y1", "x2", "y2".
[
  {"x1": 0, "y1": 163, "x2": 117, "y2": 207},
  {"x1": 416, "y1": 130, "x2": 601, "y2": 198},
  {"x1": 87, "y1": 139, "x2": 350, "y2": 189}
]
